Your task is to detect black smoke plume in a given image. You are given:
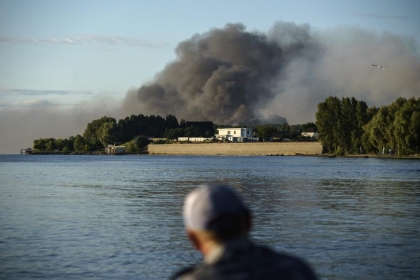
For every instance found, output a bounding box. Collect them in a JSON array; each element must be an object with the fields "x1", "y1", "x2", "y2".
[
  {"x1": 122, "y1": 23, "x2": 293, "y2": 124},
  {"x1": 122, "y1": 22, "x2": 420, "y2": 125},
  {"x1": 3, "y1": 22, "x2": 420, "y2": 153}
]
